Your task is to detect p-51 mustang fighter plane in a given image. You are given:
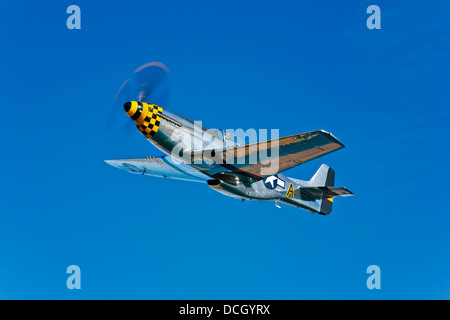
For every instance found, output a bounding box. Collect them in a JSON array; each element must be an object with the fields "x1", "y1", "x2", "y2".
[{"x1": 105, "y1": 63, "x2": 353, "y2": 215}]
